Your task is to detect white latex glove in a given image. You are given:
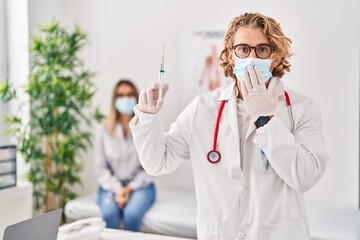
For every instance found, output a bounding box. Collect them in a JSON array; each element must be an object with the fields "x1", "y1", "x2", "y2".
[
  {"x1": 241, "y1": 66, "x2": 281, "y2": 121},
  {"x1": 138, "y1": 82, "x2": 169, "y2": 114}
]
